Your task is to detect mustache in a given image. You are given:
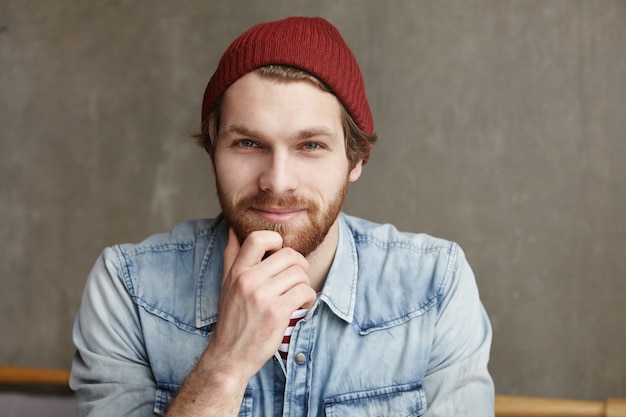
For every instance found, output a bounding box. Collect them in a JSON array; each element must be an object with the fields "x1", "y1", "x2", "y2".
[{"x1": 239, "y1": 192, "x2": 313, "y2": 211}]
